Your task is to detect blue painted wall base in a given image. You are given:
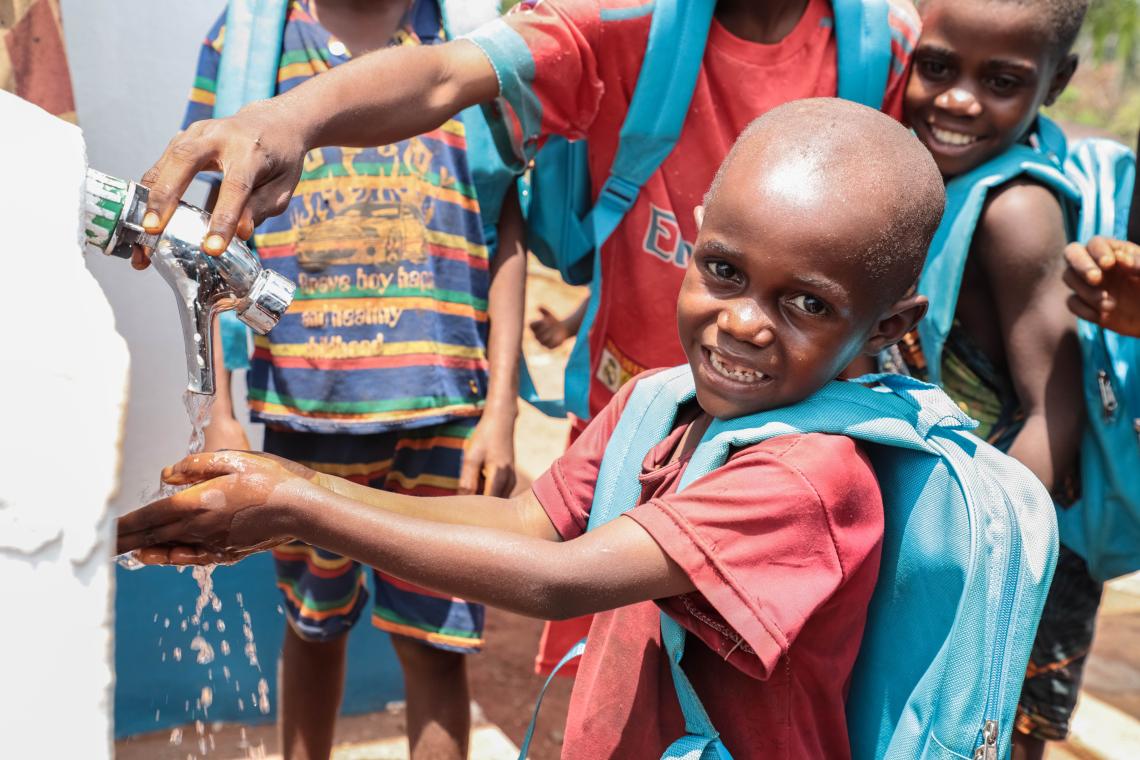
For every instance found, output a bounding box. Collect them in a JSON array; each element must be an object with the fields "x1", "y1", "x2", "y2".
[{"x1": 114, "y1": 553, "x2": 405, "y2": 738}]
